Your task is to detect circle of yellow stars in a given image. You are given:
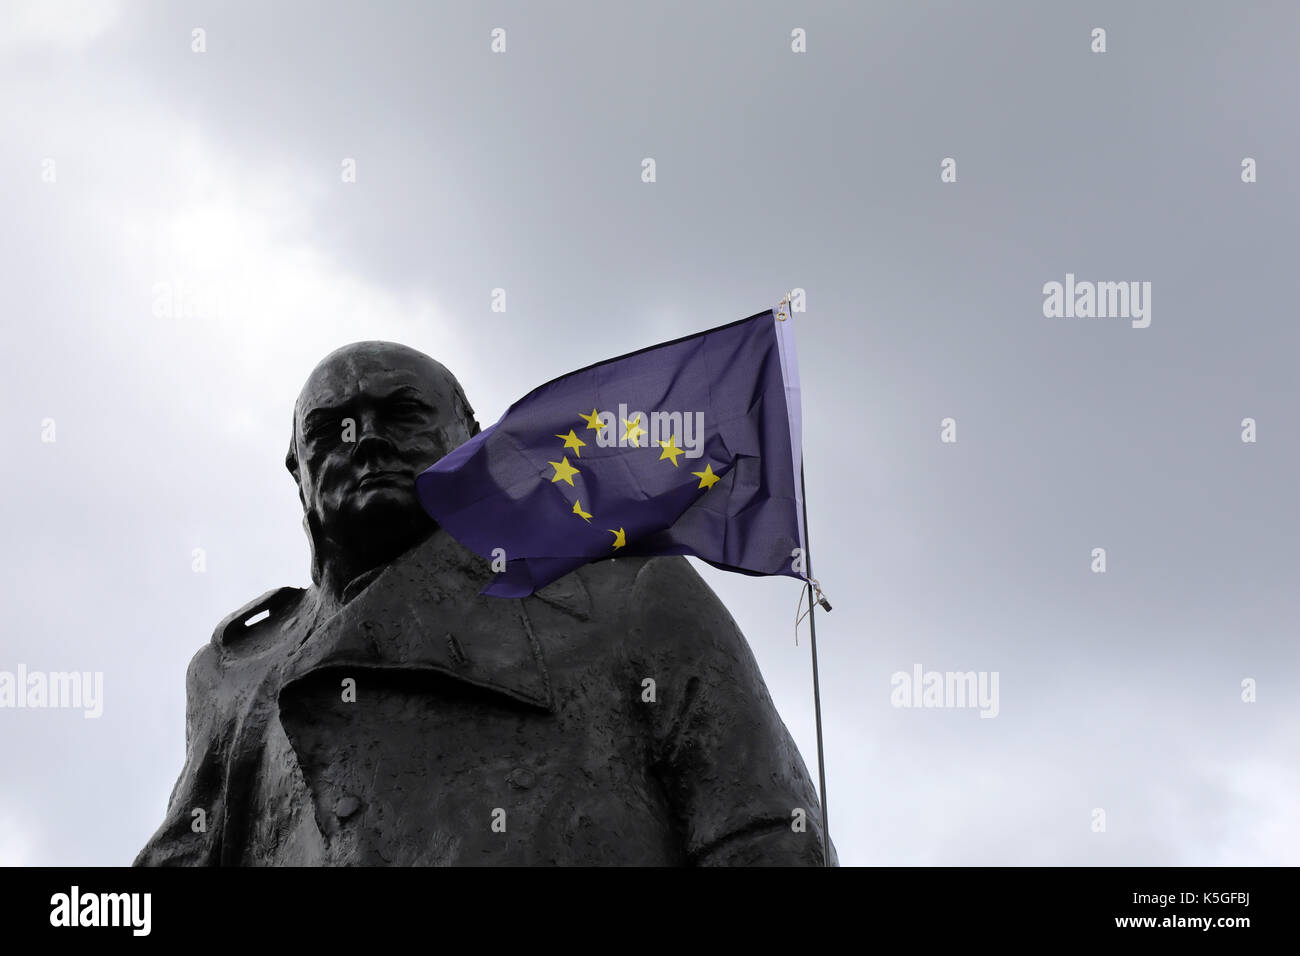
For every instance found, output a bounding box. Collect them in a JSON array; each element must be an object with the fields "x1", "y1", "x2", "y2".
[{"x1": 544, "y1": 408, "x2": 722, "y2": 551}]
